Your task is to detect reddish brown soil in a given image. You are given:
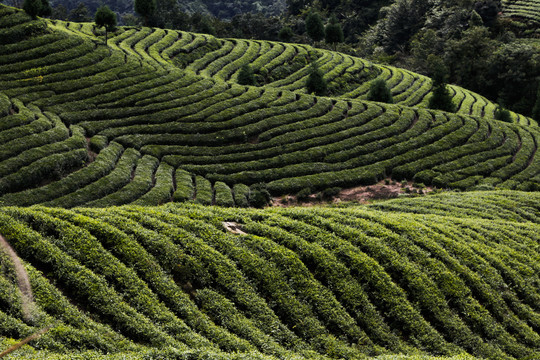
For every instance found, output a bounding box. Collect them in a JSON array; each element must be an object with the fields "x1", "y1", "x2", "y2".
[{"x1": 272, "y1": 179, "x2": 433, "y2": 207}]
